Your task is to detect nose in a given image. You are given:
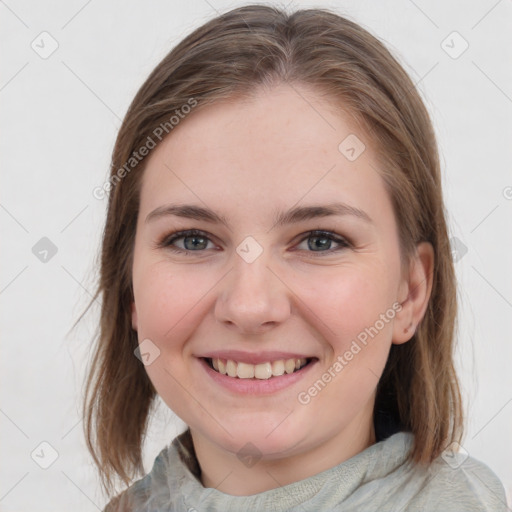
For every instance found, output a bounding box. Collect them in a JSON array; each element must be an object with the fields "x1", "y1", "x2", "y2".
[{"x1": 214, "y1": 251, "x2": 291, "y2": 334}]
